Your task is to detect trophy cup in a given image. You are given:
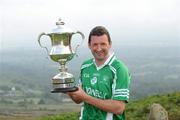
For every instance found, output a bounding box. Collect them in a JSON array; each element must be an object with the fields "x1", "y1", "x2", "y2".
[{"x1": 38, "y1": 19, "x2": 84, "y2": 93}]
